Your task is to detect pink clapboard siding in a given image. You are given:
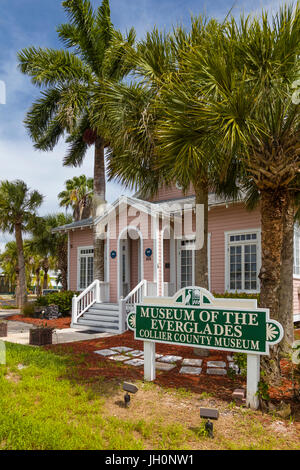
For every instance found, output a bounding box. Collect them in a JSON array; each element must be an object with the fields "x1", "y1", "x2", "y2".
[
  {"x1": 69, "y1": 228, "x2": 93, "y2": 291},
  {"x1": 148, "y1": 183, "x2": 195, "y2": 203},
  {"x1": 208, "y1": 203, "x2": 261, "y2": 294}
]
